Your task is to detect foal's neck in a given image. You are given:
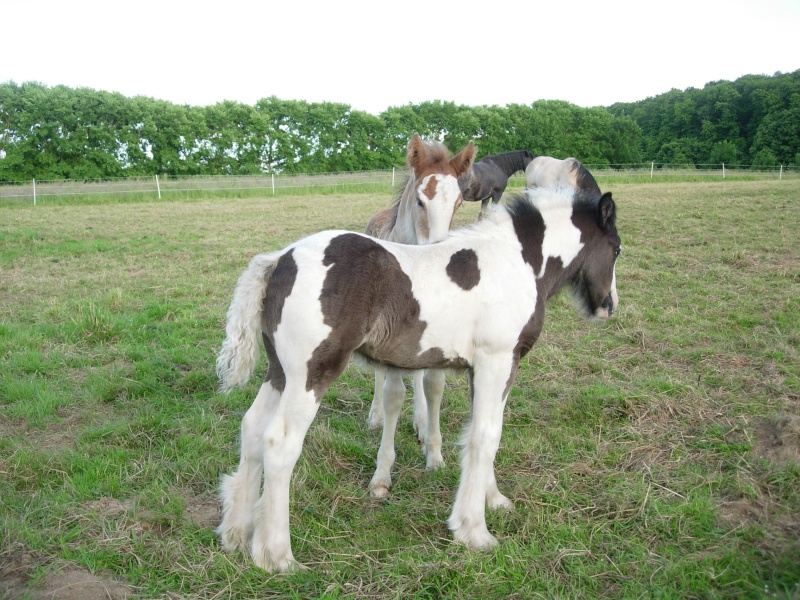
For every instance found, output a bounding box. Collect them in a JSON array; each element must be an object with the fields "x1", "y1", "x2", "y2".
[{"x1": 387, "y1": 178, "x2": 420, "y2": 244}]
